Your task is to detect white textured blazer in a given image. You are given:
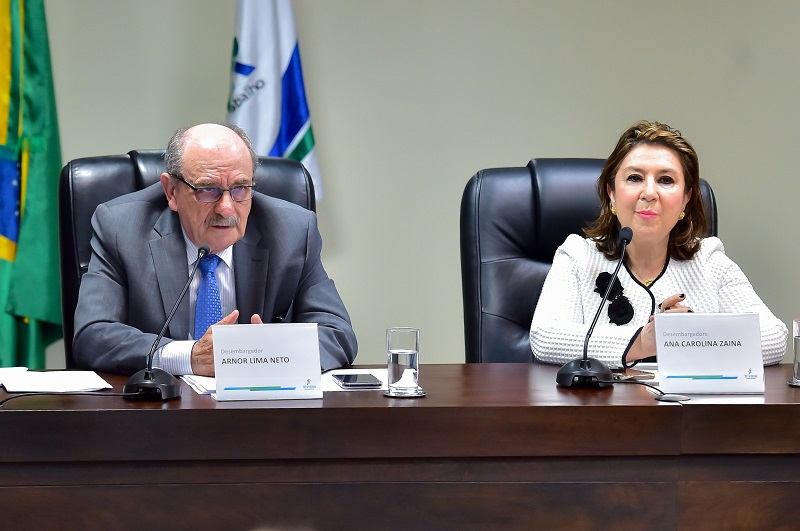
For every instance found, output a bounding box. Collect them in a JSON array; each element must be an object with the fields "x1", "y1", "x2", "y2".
[{"x1": 530, "y1": 235, "x2": 787, "y2": 368}]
